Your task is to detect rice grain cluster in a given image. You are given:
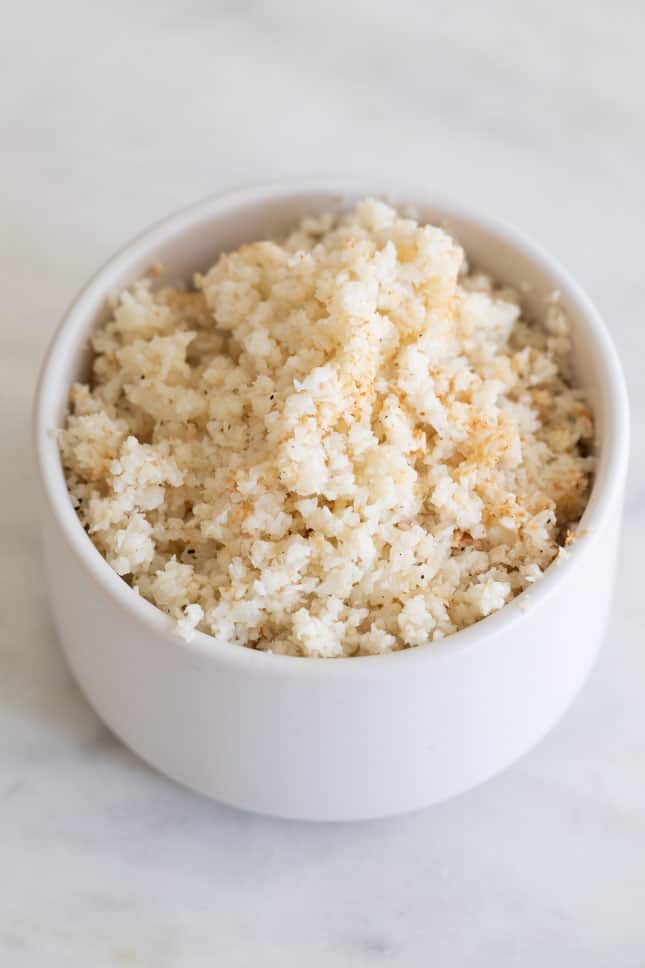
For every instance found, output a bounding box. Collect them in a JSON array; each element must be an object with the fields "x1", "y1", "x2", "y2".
[{"x1": 60, "y1": 200, "x2": 594, "y2": 656}]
